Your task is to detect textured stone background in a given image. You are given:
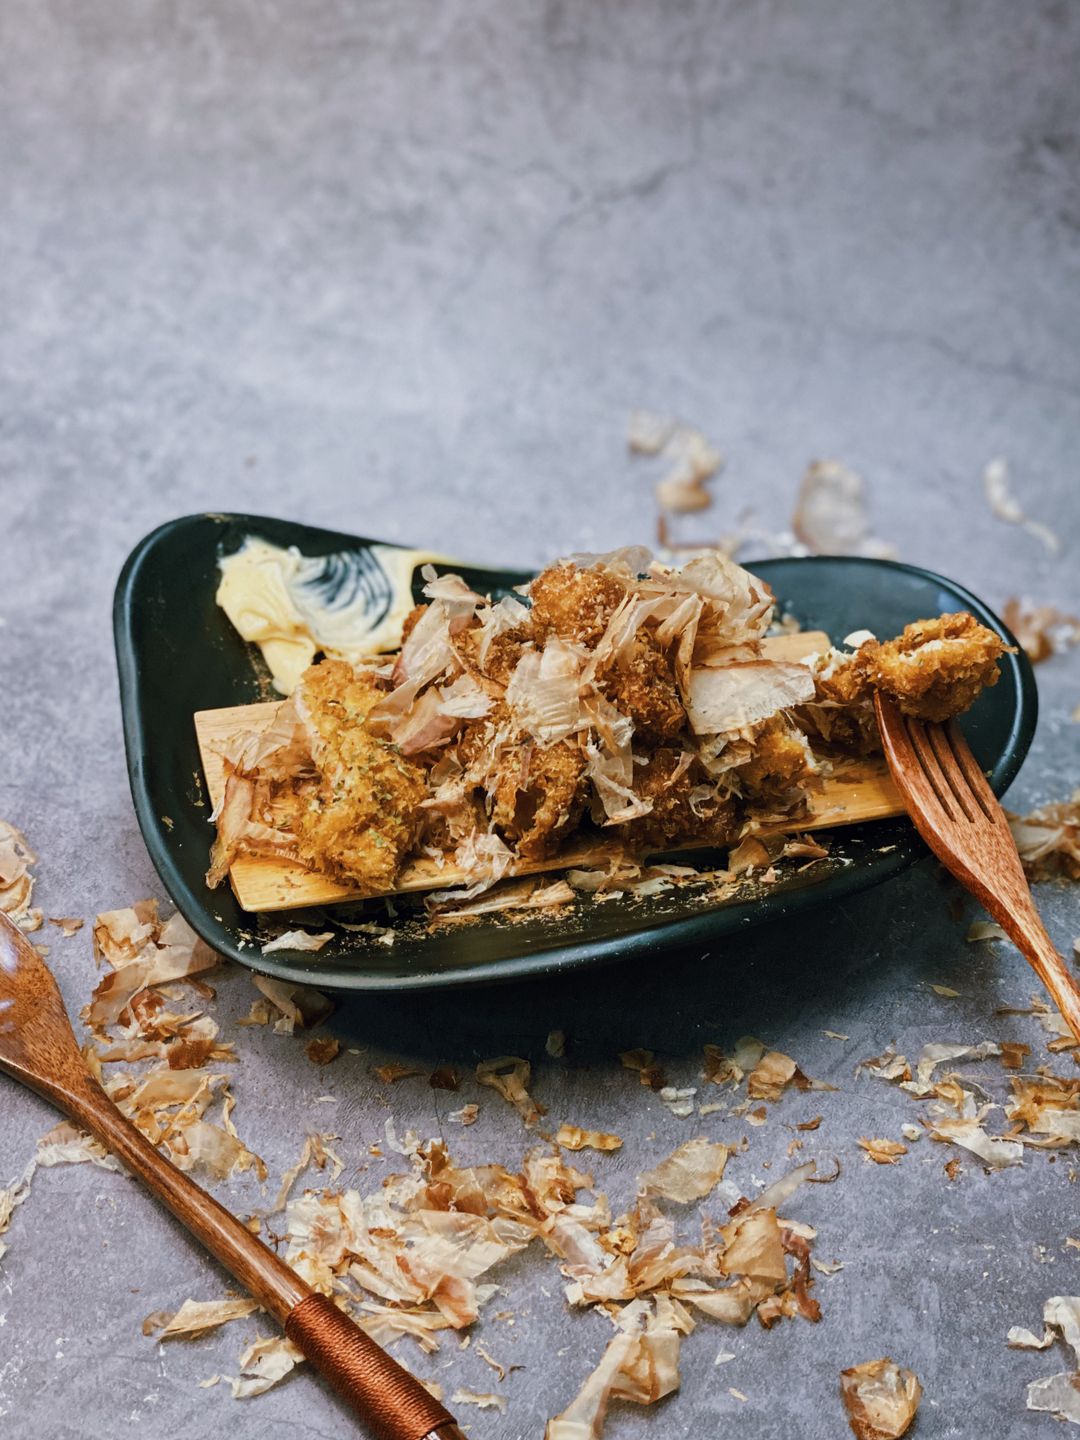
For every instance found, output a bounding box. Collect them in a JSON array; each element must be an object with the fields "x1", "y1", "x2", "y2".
[{"x1": 2, "y1": 2, "x2": 1079, "y2": 1436}]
